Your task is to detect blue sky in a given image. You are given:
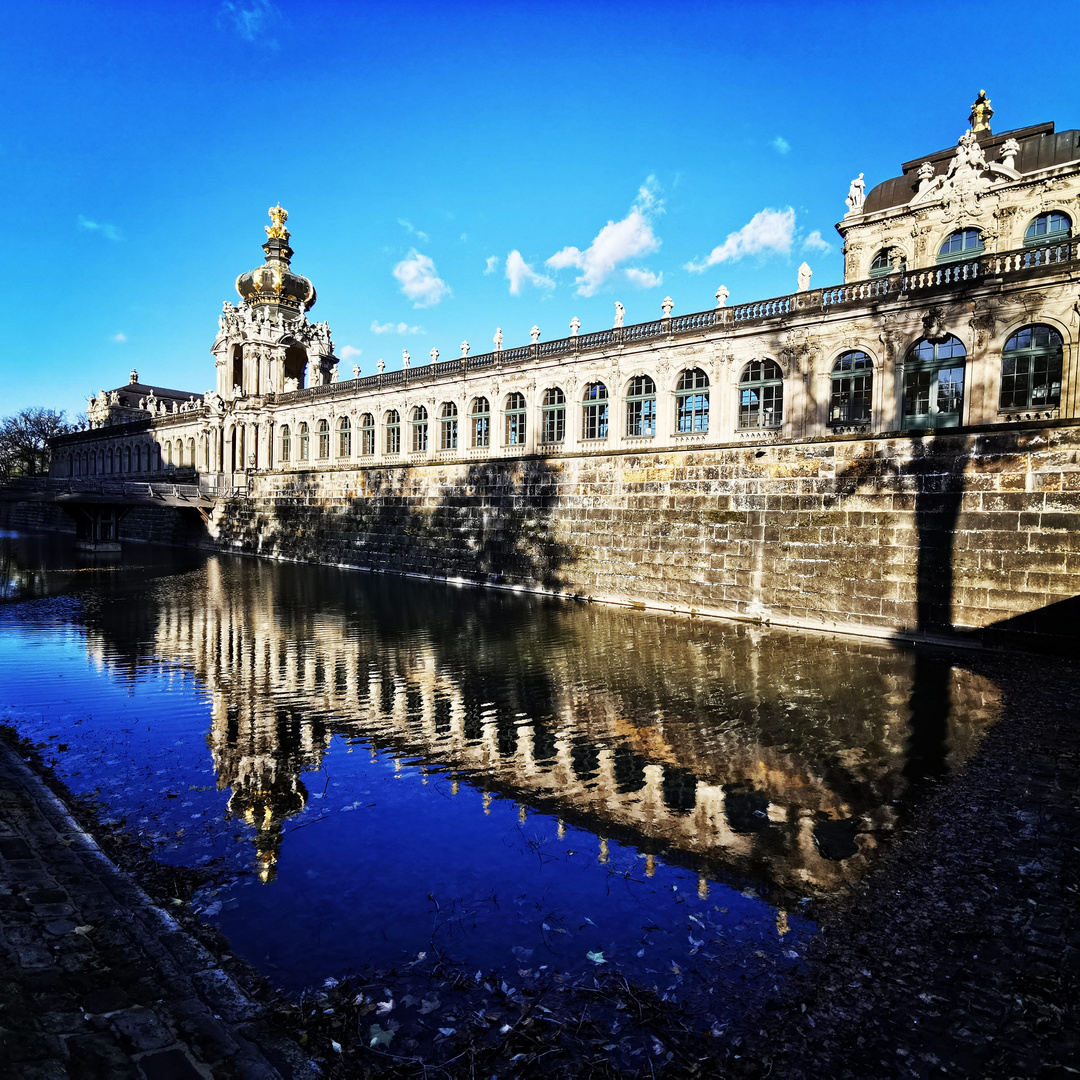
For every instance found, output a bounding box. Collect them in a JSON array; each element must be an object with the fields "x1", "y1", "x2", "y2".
[{"x1": 2, "y1": 0, "x2": 1077, "y2": 419}]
